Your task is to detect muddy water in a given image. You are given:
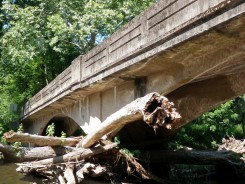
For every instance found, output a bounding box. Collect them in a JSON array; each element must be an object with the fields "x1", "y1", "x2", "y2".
[
  {"x1": 0, "y1": 164, "x2": 29, "y2": 184},
  {"x1": 1, "y1": 163, "x2": 244, "y2": 184}
]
